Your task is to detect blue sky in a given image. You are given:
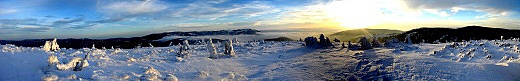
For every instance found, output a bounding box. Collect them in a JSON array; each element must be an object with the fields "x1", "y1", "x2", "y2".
[{"x1": 1, "y1": 0, "x2": 519, "y2": 40}]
